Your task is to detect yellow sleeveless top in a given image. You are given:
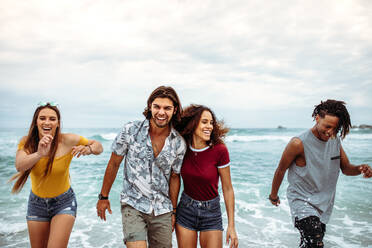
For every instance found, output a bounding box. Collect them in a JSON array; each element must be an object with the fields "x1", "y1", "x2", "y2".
[{"x1": 18, "y1": 136, "x2": 89, "y2": 198}]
